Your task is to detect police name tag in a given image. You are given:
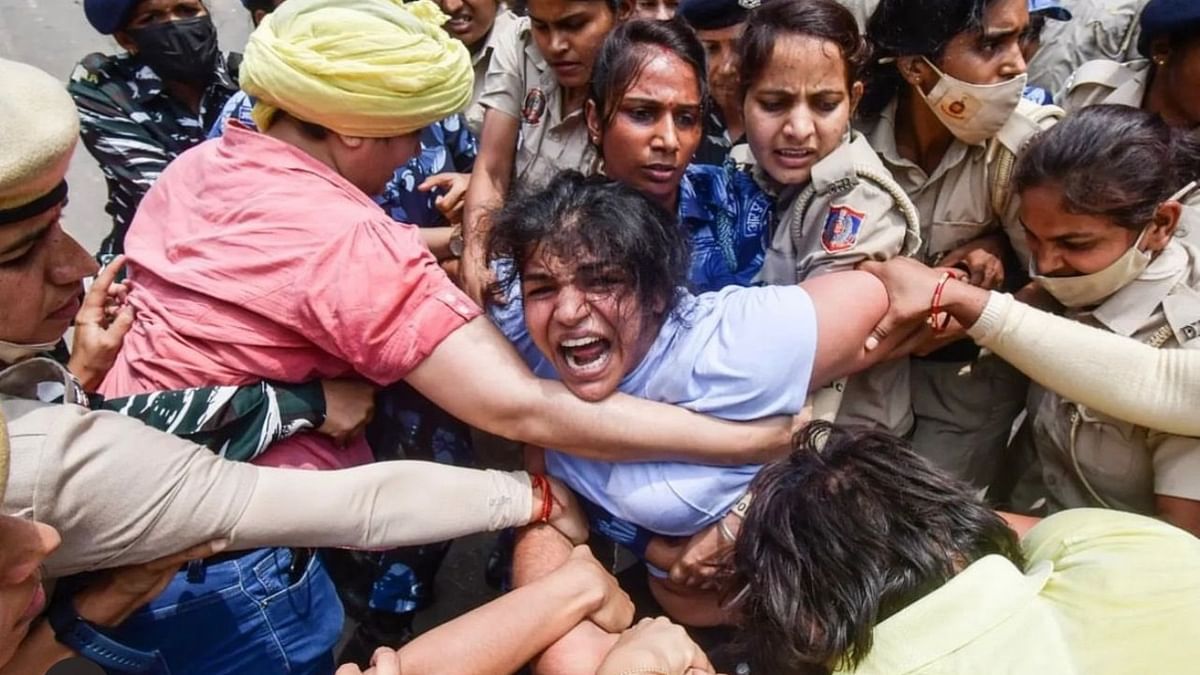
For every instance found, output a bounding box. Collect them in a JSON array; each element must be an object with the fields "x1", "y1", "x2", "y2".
[{"x1": 1163, "y1": 293, "x2": 1200, "y2": 347}]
